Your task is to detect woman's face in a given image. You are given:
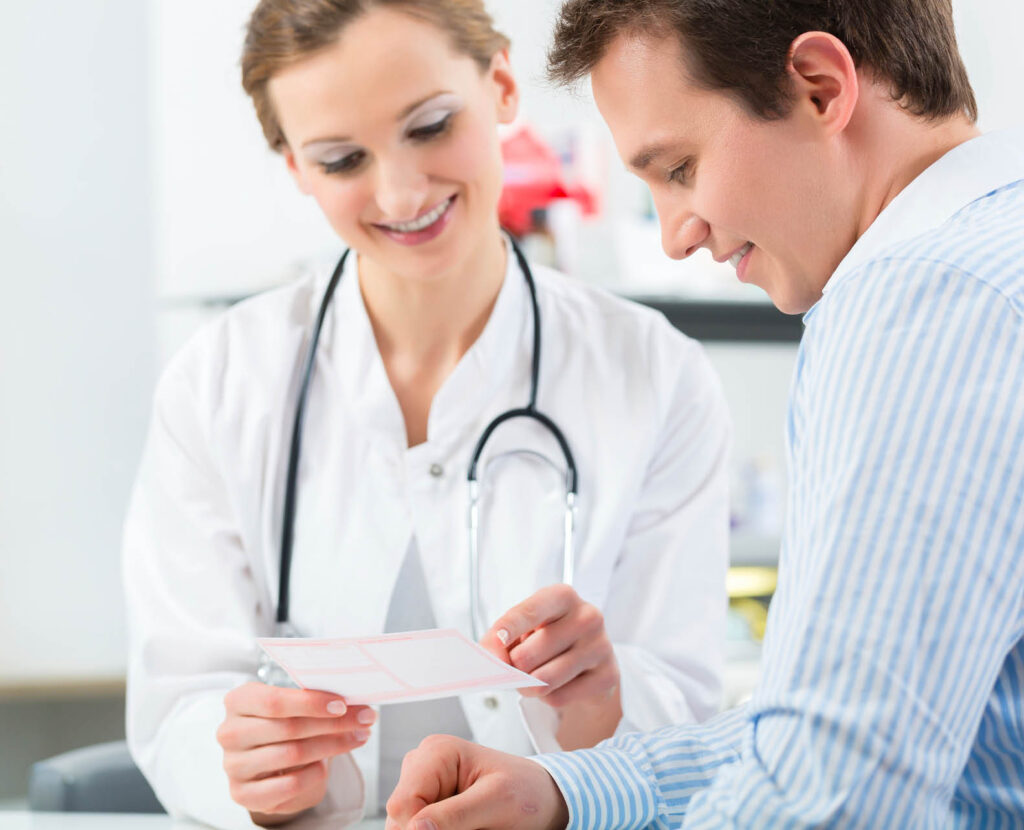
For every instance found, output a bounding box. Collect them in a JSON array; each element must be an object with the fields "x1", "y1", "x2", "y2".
[{"x1": 270, "y1": 7, "x2": 518, "y2": 282}]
